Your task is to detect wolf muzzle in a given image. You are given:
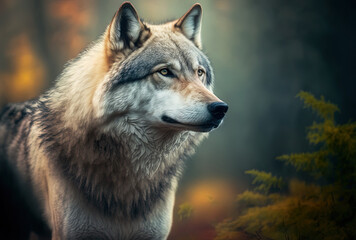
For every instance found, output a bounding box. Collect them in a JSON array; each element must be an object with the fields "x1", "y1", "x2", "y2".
[
  {"x1": 207, "y1": 102, "x2": 228, "y2": 120},
  {"x1": 204, "y1": 101, "x2": 229, "y2": 130}
]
